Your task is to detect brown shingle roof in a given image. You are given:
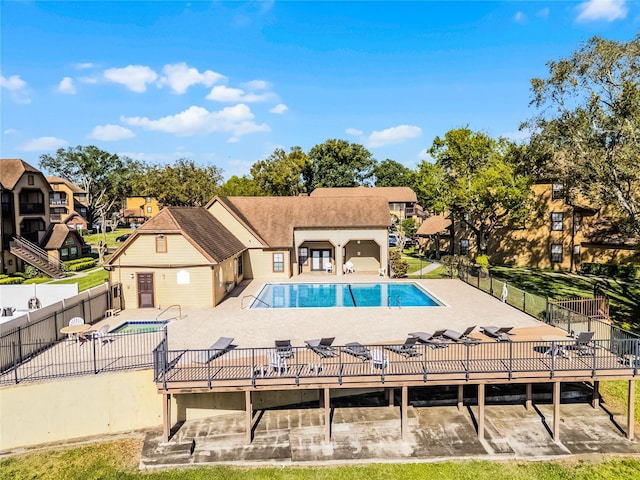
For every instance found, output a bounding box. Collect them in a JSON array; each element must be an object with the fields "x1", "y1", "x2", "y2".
[
  {"x1": 310, "y1": 186, "x2": 417, "y2": 203},
  {"x1": 114, "y1": 207, "x2": 245, "y2": 264},
  {"x1": 46, "y1": 175, "x2": 86, "y2": 193},
  {"x1": 417, "y1": 215, "x2": 452, "y2": 236},
  {"x1": 0, "y1": 159, "x2": 42, "y2": 190},
  {"x1": 218, "y1": 196, "x2": 390, "y2": 247},
  {"x1": 42, "y1": 224, "x2": 78, "y2": 249}
]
